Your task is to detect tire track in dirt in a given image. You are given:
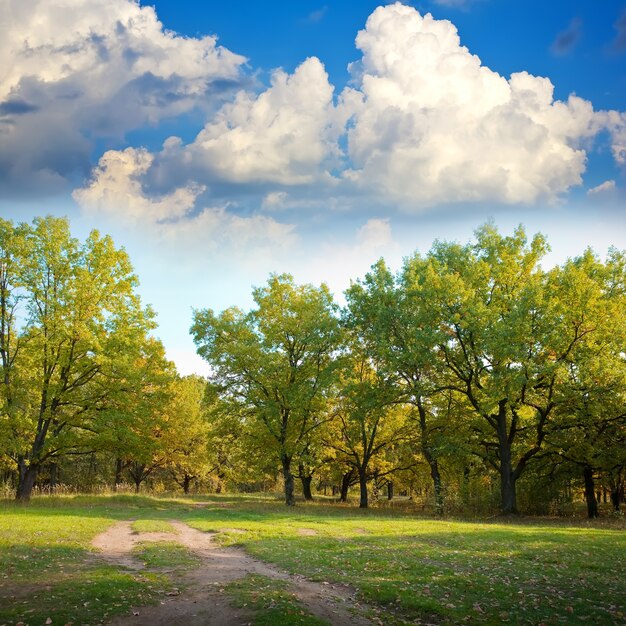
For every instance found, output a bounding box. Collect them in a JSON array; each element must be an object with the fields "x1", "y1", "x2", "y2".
[{"x1": 92, "y1": 520, "x2": 374, "y2": 626}]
